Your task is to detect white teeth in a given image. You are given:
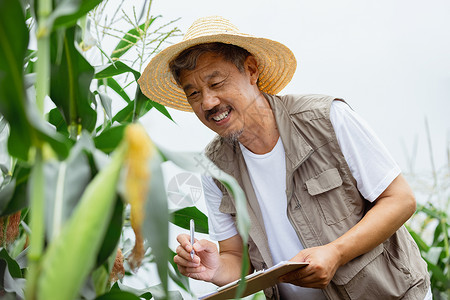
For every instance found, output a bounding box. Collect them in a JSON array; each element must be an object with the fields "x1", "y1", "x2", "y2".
[{"x1": 212, "y1": 110, "x2": 229, "y2": 122}]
